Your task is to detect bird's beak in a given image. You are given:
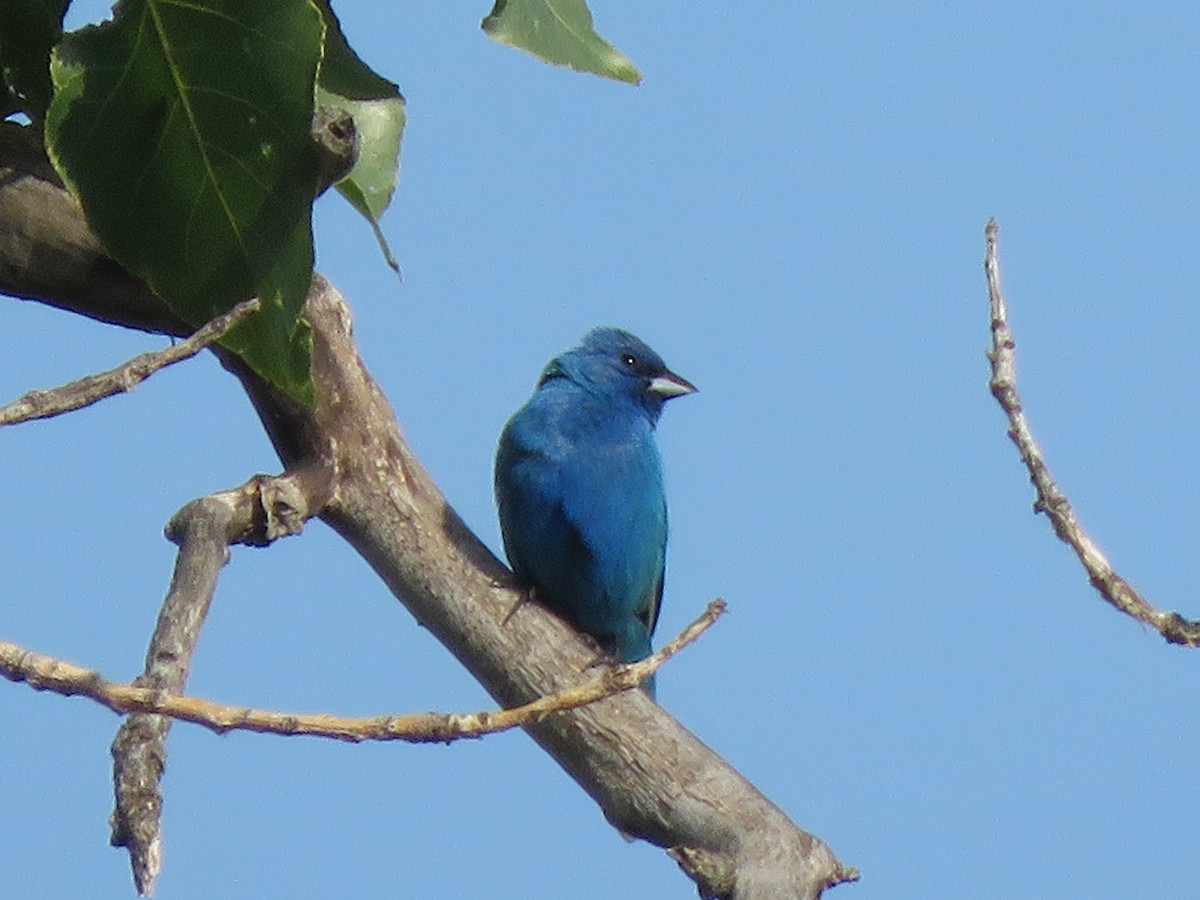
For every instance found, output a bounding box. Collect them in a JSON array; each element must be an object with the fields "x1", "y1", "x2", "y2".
[{"x1": 648, "y1": 370, "x2": 698, "y2": 398}]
